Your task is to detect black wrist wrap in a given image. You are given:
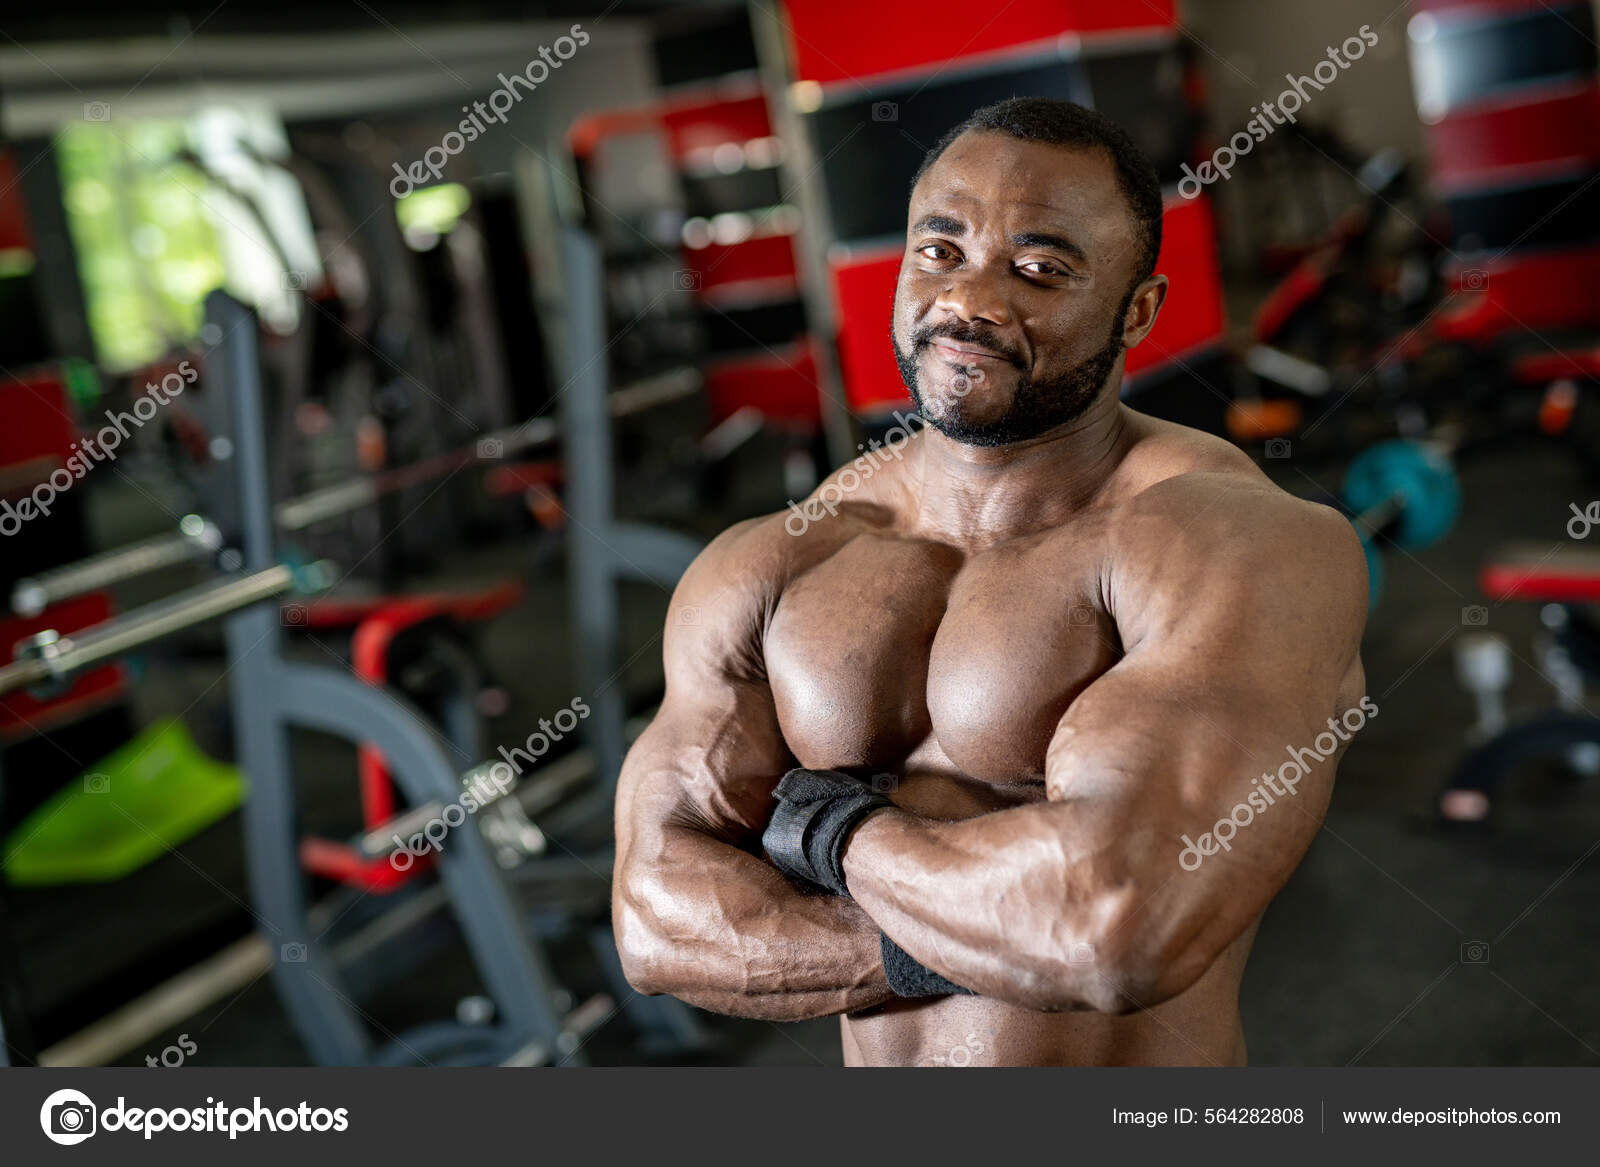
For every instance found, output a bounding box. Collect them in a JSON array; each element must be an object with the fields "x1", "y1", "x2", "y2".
[
  {"x1": 880, "y1": 932, "x2": 975, "y2": 998},
  {"x1": 761, "y1": 768, "x2": 891, "y2": 896}
]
